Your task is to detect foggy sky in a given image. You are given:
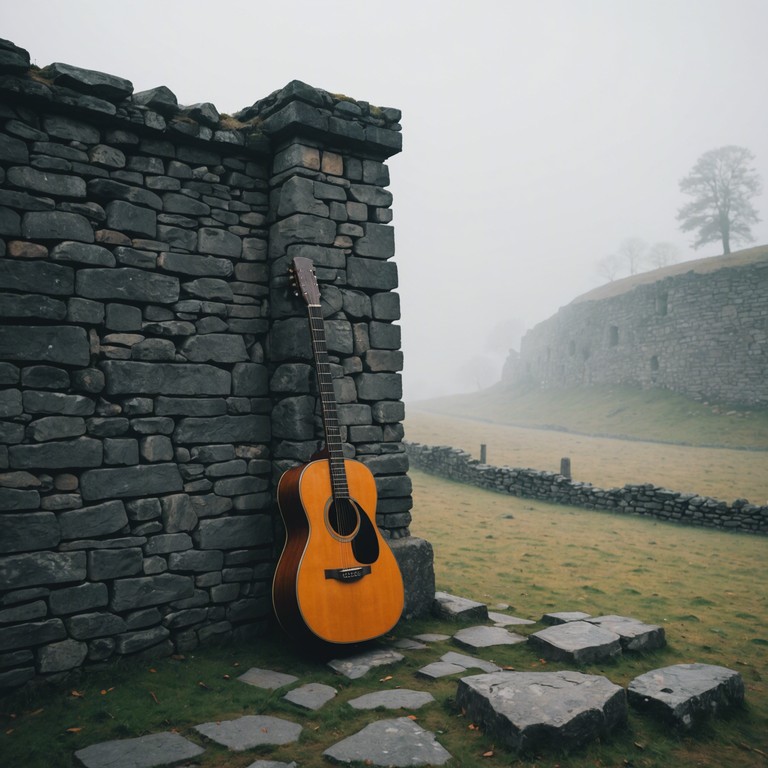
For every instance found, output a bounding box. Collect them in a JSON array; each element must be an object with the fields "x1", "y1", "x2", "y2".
[{"x1": 4, "y1": 0, "x2": 768, "y2": 400}]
